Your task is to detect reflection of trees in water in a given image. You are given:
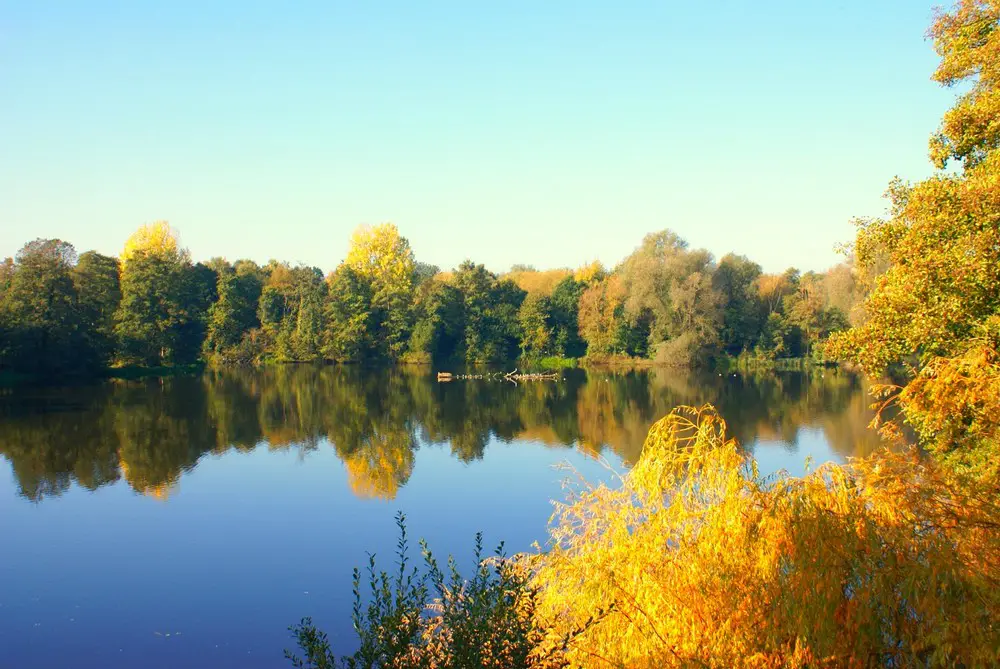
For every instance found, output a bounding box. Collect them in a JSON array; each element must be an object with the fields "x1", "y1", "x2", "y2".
[
  {"x1": 0, "y1": 366, "x2": 881, "y2": 502},
  {"x1": 114, "y1": 377, "x2": 216, "y2": 496},
  {"x1": 0, "y1": 388, "x2": 121, "y2": 501}
]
